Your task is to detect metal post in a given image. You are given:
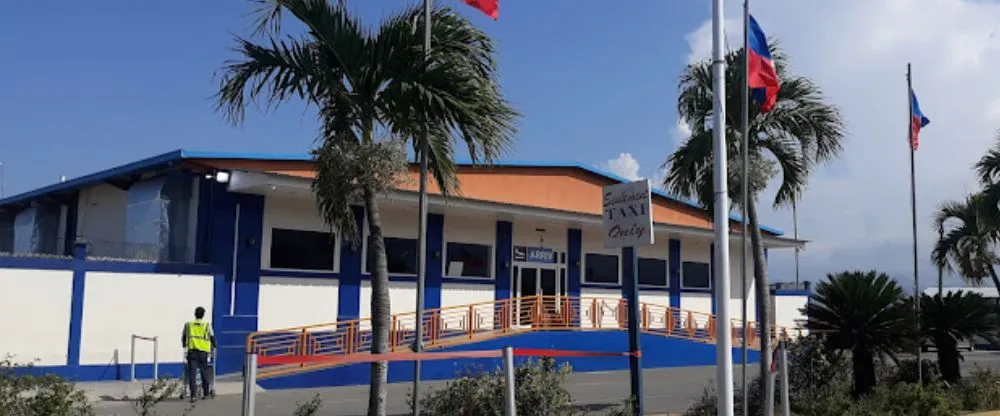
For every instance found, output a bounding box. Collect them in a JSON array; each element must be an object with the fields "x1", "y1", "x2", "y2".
[
  {"x1": 412, "y1": 2, "x2": 433, "y2": 415},
  {"x1": 130, "y1": 335, "x2": 137, "y2": 381},
  {"x1": 152, "y1": 336, "x2": 159, "y2": 380},
  {"x1": 242, "y1": 353, "x2": 257, "y2": 416},
  {"x1": 503, "y1": 346, "x2": 517, "y2": 416},
  {"x1": 712, "y1": 0, "x2": 735, "y2": 413},
  {"x1": 739, "y1": 2, "x2": 751, "y2": 415},
  {"x1": 792, "y1": 202, "x2": 800, "y2": 286},
  {"x1": 780, "y1": 341, "x2": 790, "y2": 416},
  {"x1": 623, "y1": 246, "x2": 644, "y2": 415},
  {"x1": 937, "y1": 227, "x2": 943, "y2": 295},
  {"x1": 907, "y1": 63, "x2": 923, "y2": 385}
]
